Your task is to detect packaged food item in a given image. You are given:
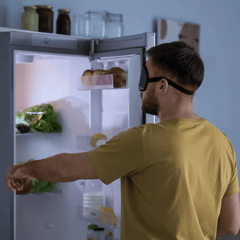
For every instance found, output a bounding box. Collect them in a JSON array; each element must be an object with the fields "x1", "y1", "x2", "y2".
[
  {"x1": 107, "y1": 67, "x2": 126, "y2": 88},
  {"x1": 87, "y1": 224, "x2": 98, "y2": 240},
  {"x1": 57, "y1": 9, "x2": 71, "y2": 35},
  {"x1": 35, "y1": 5, "x2": 54, "y2": 33},
  {"x1": 81, "y1": 68, "x2": 126, "y2": 88},
  {"x1": 99, "y1": 207, "x2": 118, "y2": 224},
  {"x1": 21, "y1": 6, "x2": 39, "y2": 31}
]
